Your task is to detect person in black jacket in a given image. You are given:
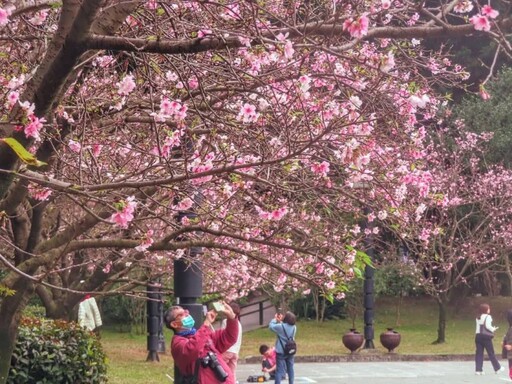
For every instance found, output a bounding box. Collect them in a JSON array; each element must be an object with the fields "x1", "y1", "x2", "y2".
[{"x1": 501, "y1": 309, "x2": 512, "y2": 379}]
